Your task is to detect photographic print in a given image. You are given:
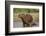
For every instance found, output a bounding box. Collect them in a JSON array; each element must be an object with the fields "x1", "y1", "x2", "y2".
[
  {"x1": 13, "y1": 8, "x2": 39, "y2": 28},
  {"x1": 5, "y1": 1, "x2": 45, "y2": 35}
]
